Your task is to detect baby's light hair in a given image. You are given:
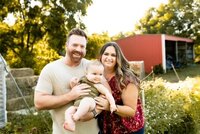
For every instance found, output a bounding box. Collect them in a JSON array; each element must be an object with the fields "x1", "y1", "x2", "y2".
[{"x1": 86, "y1": 60, "x2": 103, "y2": 72}]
